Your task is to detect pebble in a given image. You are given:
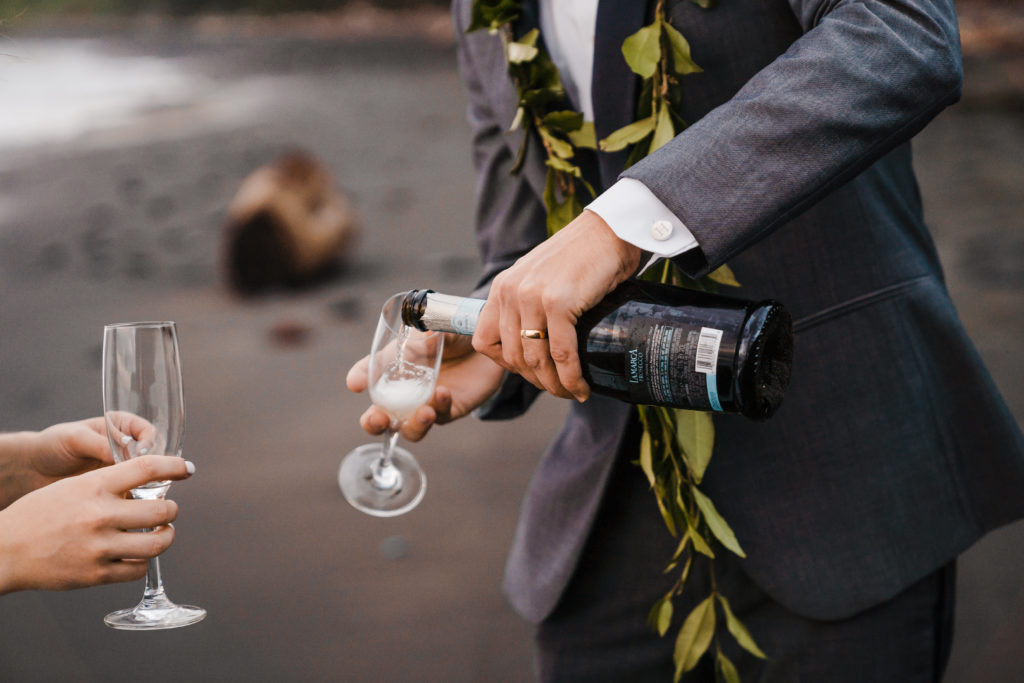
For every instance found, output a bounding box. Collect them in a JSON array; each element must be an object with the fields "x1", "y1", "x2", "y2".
[{"x1": 379, "y1": 535, "x2": 409, "y2": 561}]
